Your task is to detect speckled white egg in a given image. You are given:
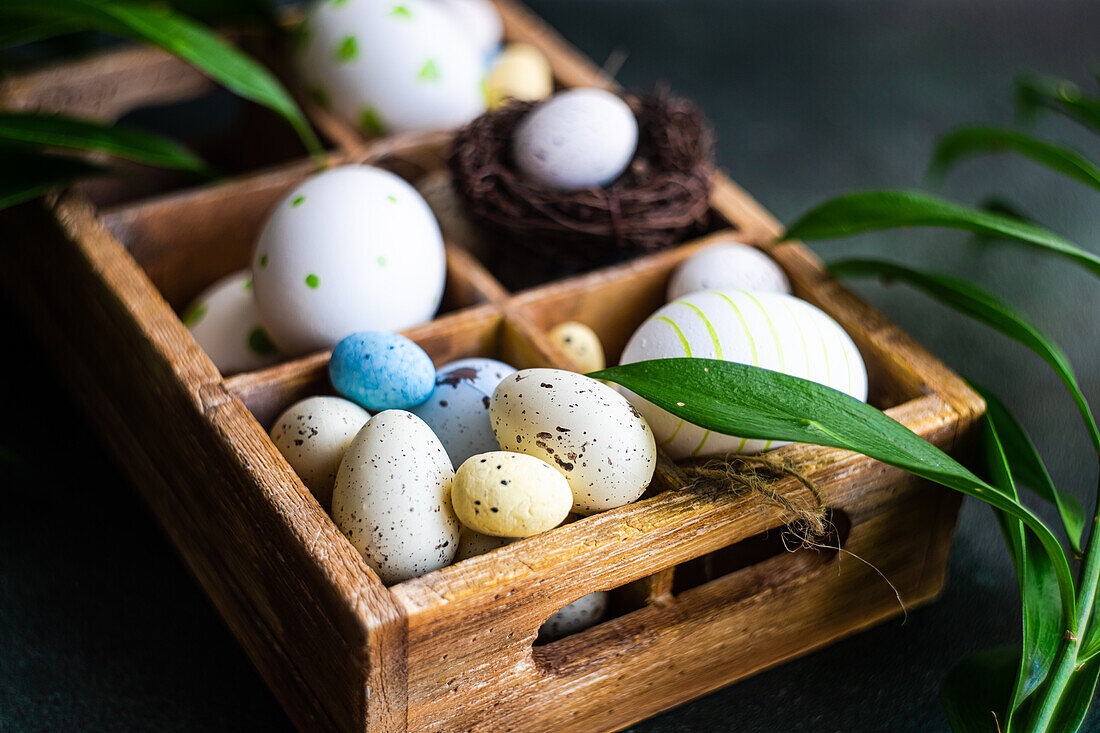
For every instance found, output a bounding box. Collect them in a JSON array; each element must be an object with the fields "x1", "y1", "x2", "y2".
[
  {"x1": 332, "y1": 410, "x2": 459, "y2": 584},
  {"x1": 619, "y1": 290, "x2": 868, "y2": 459},
  {"x1": 182, "y1": 270, "x2": 279, "y2": 374},
  {"x1": 411, "y1": 357, "x2": 515, "y2": 467},
  {"x1": 539, "y1": 591, "x2": 609, "y2": 642},
  {"x1": 667, "y1": 241, "x2": 791, "y2": 301},
  {"x1": 436, "y1": 0, "x2": 502, "y2": 63},
  {"x1": 452, "y1": 451, "x2": 572, "y2": 537},
  {"x1": 251, "y1": 165, "x2": 446, "y2": 355},
  {"x1": 296, "y1": 0, "x2": 485, "y2": 135},
  {"x1": 512, "y1": 88, "x2": 638, "y2": 190},
  {"x1": 484, "y1": 43, "x2": 553, "y2": 109},
  {"x1": 269, "y1": 396, "x2": 371, "y2": 507},
  {"x1": 491, "y1": 369, "x2": 656, "y2": 515},
  {"x1": 454, "y1": 526, "x2": 514, "y2": 561},
  {"x1": 548, "y1": 321, "x2": 605, "y2": 373}
]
